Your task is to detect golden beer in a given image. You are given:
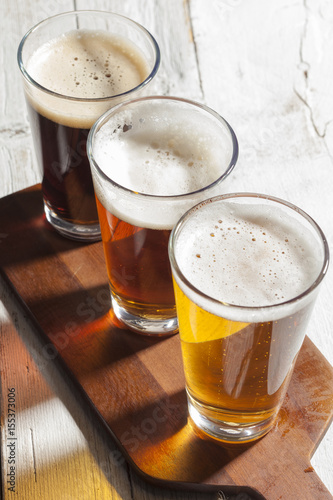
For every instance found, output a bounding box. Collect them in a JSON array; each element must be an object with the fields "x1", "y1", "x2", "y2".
[
  {"x1": 169, "y1": 194, "x2": 329, "y2": 442},
  {"x1": 174, "y1": 279, "x2": 310, "y2": 426}
]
